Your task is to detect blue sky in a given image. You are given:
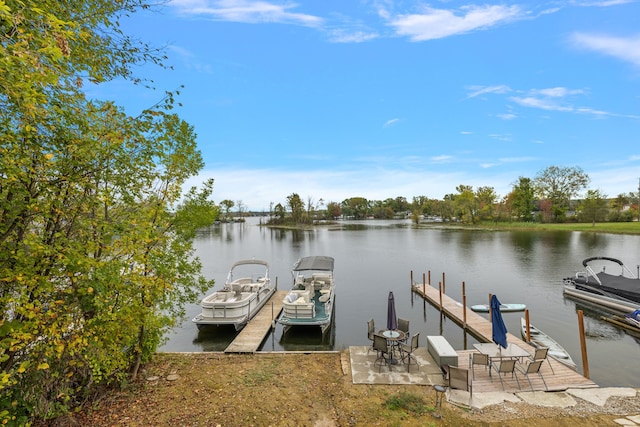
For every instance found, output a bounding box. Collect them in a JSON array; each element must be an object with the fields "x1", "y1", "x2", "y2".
[{"x1": 92, "y1": 0, "x2": 640, "y2": 211}]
